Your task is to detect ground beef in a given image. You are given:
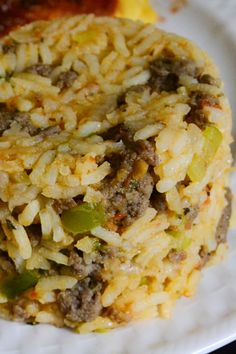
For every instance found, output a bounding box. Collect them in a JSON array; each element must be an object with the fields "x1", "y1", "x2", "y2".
[
  {"x1": 52, "y1": 198, "x2": 77, "y2": 214},
  {"x1": 57, "y1": 276, "x2": 103, "y2": 323},
  {"x1": 99, "y1": 246, "x2": 119, "y2": 261},
  {"x1": 215, "y1": 187, "x2": 232, "y2": 244},
  {"x1": 121, "y1": 173, "x2": 153, "y2": 225},
  {"x1": 135, "y1": 140, "x2": 159, "y2": 166},
  {"x1": 150, "y1": 190, "x2": 168, "y2": 213},
  {"x1": 101, "y1": 124, "x2": 158, "y2": 227},
  {"x1": 55, "y1": 70, "x2": 78, "y2": 90},
  {"x1": 26, "y1": 64, "x2": 54, "y2": 77},
  {"x1": 26, "y1": 224, "x2": 42, "y2": 248},
  {"x1": 15, "y1": 112, "x2": 39, "y2": 135},
  {"x1": 102, "y1": 151, "x2": 154, "y2": 227},
  {"x1": 39, "y1": 125, "x2": 61, "y2": 137},
  {"x1": 198, "y1": 74, "x2": 220, "y2": 87},
  {"x1": 184, "y1": 205, "x2": 199, "y2": 226},
  {"x1": 68, "y1": 250, "x2": 101, "y2": 279},
  {"x1": 0, "y1": 111, "x2": 39, "y2": 136},
  {"x1": 185, "y1": 109, "x2": 208, "y2": 129},
  {"x1": 198, "y1": 189, "x2": 232, "y2": 268},
  {"x1": 16, "y1": 112, "x2": 39, "y2": 135},
  {"x1": 101, "y1": 123, "x2": 132, "y2": 143},
  {"x1": 0, "y1": 109, "x2": 61, "y2": 137},
  {"x1": 148, "y1": 57, "x2": 199, "y2": 92},
  {"x1": 44, "y1": 268, "x2": 58, "y2": 276},
  {"x1": 2, "y1": 42, "x2": 17, "y2": 54},
  {"x1": 189, "y1": 92, "x2": 220, "y2": 110},
  {"x1": 117, "y1": 85, "x2": 149, "y2": 107},
  {"x1": 12, "y1": 305, "x2": 29, "y2": 321},
  {"x1": 198, "y1": 246, "x2": 210, "y2": 269},
  {"x1": 104, "y1": 307, "x2": 132, "y2": 324},
  {"x1": 168, "y1": 249, "x2": 187, "y2": 263},
  {"x1": 12, "y1": 300, "x2": 31, "y2": 321},
  {"x1": 102, "y1": 124, "x2": 159, "y2": 166},
  {"x1": 68, "y1": 246, "x2": 118, "y2": 278},
  {"x1": 0, "y1": 251, "x2": 15, "y2": 274},
  {"x1": 185, "y1": 92, "x2": 220, "y2": 129},
  {"x1": 11, "y1": 299, "x2": 37, "y2": 322},
  {"x1": 0, "y1": 112, "x2": 14, "y2": 134}
]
